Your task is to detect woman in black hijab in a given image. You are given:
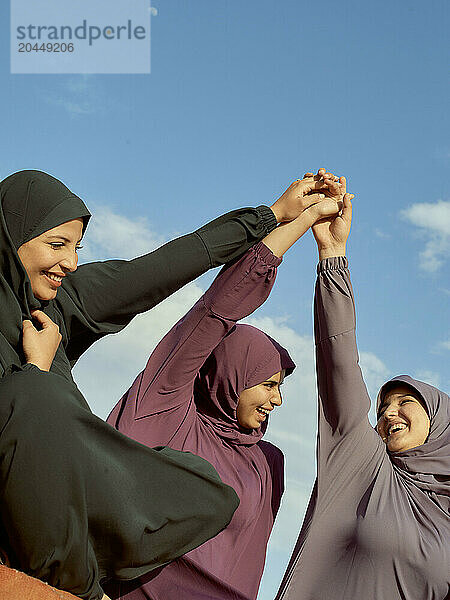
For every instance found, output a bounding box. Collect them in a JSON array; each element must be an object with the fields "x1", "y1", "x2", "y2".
[{"x1": 0, "y1": 169, "x2": 326, "y2": 600}]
